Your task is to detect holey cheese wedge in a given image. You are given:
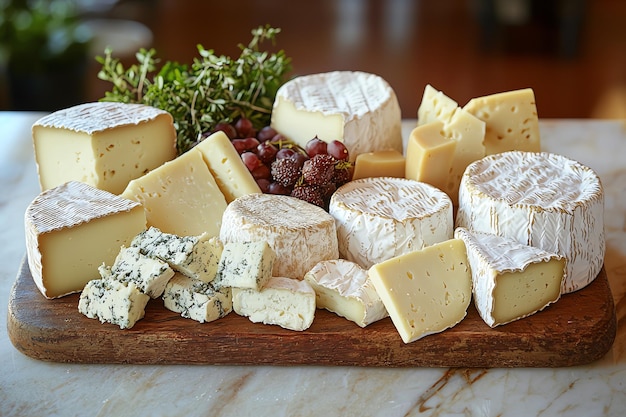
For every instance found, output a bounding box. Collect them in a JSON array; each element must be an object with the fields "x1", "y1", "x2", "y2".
[
  {"x1": 25, "y1": 181, "x2": 147, "y2": 299},
  {"x1": 456, "y1": 151, "x2": 604, "y2": 294},
  {"x1": 454, "y1": 228, "x2": 565, "y2": 327},
  {"x1": 32, "y1": 102, "x2": 177, "y2": 194},
  {"x1": 329, "y1": 177, "x2": 453, "y2": 269},
  {"x1": 369, "y1": 239, "x2": 472, "y2": 343},
  {"x1": 270, "y1": 71, "x2": 402, "y2": 160}
]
